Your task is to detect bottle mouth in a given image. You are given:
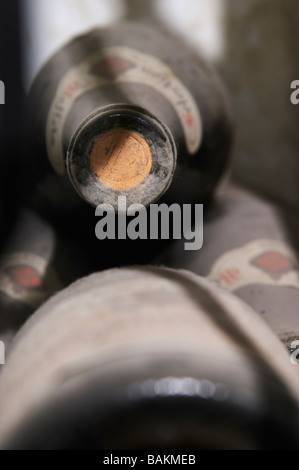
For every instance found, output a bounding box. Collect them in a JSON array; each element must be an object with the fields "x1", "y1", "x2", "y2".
[{"x1": 66, "y1": 104, "x2": 176, "y2": 210}]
